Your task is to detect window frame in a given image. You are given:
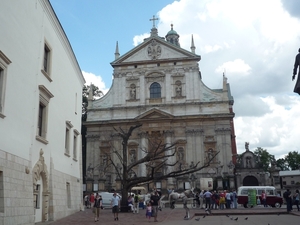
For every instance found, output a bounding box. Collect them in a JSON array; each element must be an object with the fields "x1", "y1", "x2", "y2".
[
  {"x1": 150, "y1": 82, "x2": 161, "y2": 99},
  {"x1": 73, "y1": 129, "x2": 79, "y2": 161},
  {"x1": 65, "y1": 121, "x2": 73, "y2": 156},
  {"x1": 36, "y1": 85, "x2": 54, "y2": 144},
  {"x1": 41, "y1": 42, "x2": 52, "y2": 82},
  {"x1": 0, "y1": 51, "x2": 11, "y2": 118}
]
